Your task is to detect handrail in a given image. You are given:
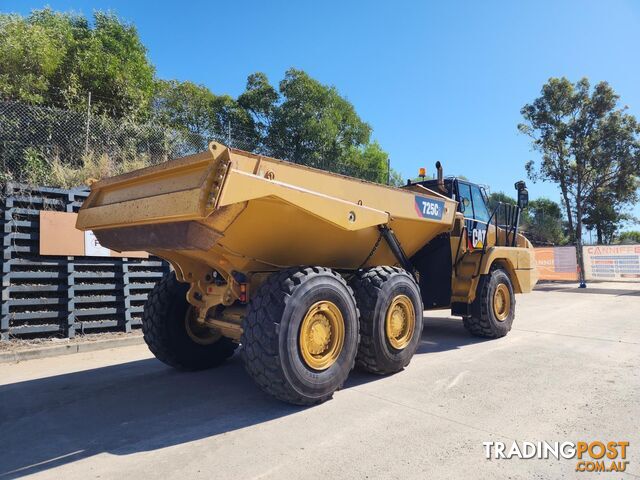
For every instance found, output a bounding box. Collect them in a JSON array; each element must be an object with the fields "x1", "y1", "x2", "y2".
[
  {"x1": 453, "y1": 223, "x2": 467, "y2": 276},
  {"x1": 462, "y1": 202, "x2": 522, "y2": 278},
  {"x1": 482, "y1": 201, "x2": 522, "y2": 254},
  {"x1": 470, "y1": 201, "x2": 521, "y2": 278}
]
